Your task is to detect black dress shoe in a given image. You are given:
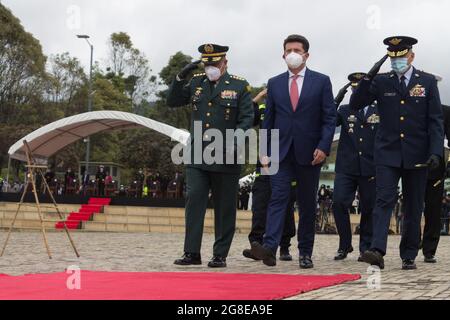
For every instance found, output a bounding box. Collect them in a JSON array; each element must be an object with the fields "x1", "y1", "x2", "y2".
[
  {"x1": 424, "y1": 255, "x2": 437, "y2": 263},
  {"x1": 250, "y1": 242, "x2": 276, "y2": 266},
  {"x1": 299, "y1": 256, "x2": 314, "y2": 269},
  {"x1": 243, "y1": 248, "x2": 261, "y2": 260},
  {"x1": 402, "y1": 259, "x2": 417, "y2": 270},
  {"x1": 334, "y1": 246, "x2": 354, "y2": 261},
  {"x1": 174, "y1": 253, "x2": 202, "y2": 266},
  {"x1": 357, "y1": 254, "x2": 364, "y2": 262},
  {"x1": 279, "y1": 251, "x2": 293, "y2": 261},
  {"x1": 361, "y1": 249, "x2": 385, "y2": 270},
  {"x1": 208, "y1": 256, "x2": 227, "y2": 268}
]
